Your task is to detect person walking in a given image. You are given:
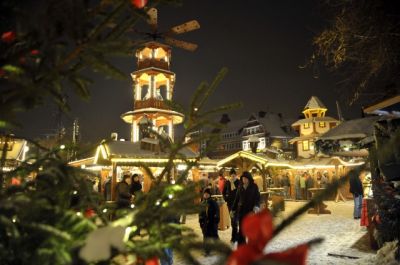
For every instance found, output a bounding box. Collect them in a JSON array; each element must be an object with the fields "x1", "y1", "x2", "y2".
[
  {"x1": 199, "y1": 188, "x2": 219, "y2": 256},
  {"x1": 227, "y1": 169, "x2": 240, "y2": 244},
  {"x1": 349, "y1": 171, "x2": 363, "y2": 219},
  {"x1": 233, "y1": 171, "x2": 260, "y2": 245},
  {"x1": 281, "y1": 172, "x2": 291, "y2": 199},
  {"x1": 115, "y1": 174, "x2": 132, "y2": 208}
]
